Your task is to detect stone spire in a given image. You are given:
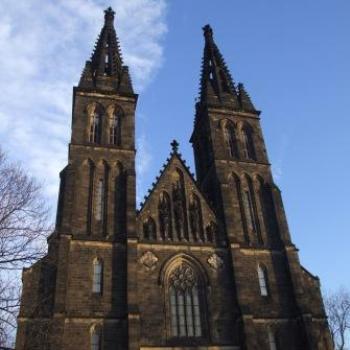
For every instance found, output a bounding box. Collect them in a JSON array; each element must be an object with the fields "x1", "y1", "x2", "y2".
[
  {"x1": 79, "y1": 7, "x2": 134, "y2": 94},
  {"x1": 199, "y1": 25, "x2": 239, "y2": 108}
]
